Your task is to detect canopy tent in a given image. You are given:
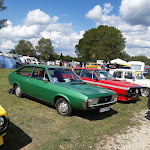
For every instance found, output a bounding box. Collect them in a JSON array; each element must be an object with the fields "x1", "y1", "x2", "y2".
[
  {"x1": 110, "y1": 58, "x2": 129, "y2": 65},
  {"x1": 0, "y1": 56, "x2": 16, "y2": 69}
]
